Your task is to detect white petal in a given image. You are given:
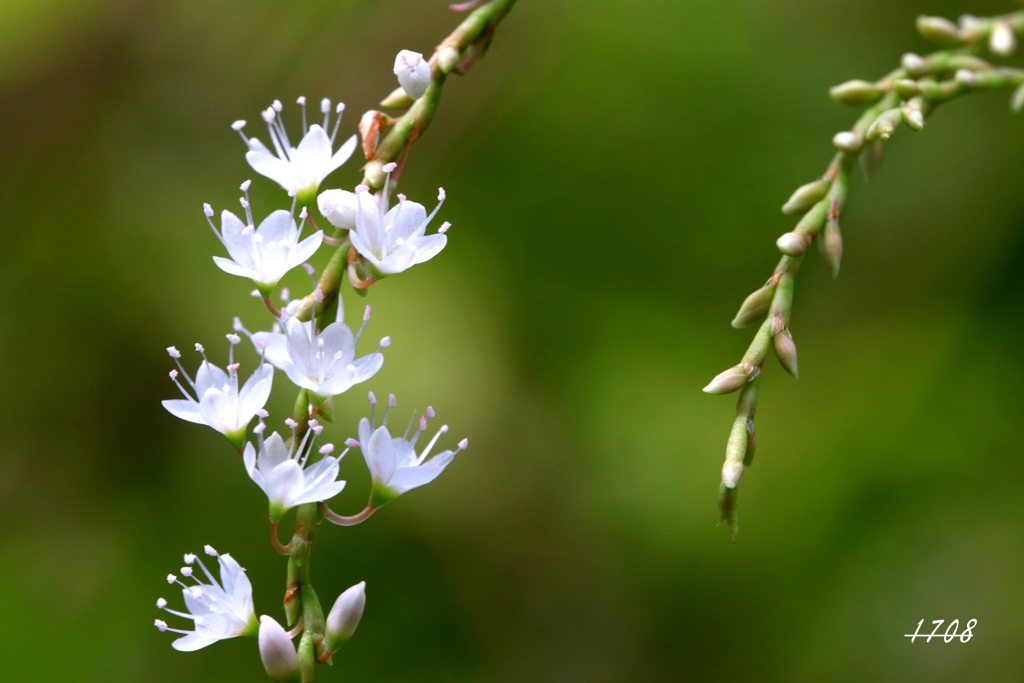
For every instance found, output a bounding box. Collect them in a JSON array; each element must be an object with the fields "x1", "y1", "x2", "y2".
[
  {"x1": 246, "y1": 150, "x2": 299, "y2": 192},
  {"x1": 321, "y1": 134, "x2": 358, "y2": 183},
  {"x1": 261, "y1": 432, "x2": 292, "y2": 470},
  {"x1": 243, "y1": 442, "x2": 266, "y2": 492},
  {"x1": 171, "y1": 633, "x2": 219, "y2": 652},
  {"x1": 288, "y1": 231, "x2": 323, "y2": 269},
  {"x1": 221, "y1": 210, "x2": 256, "y2": 269},
  {"x1": 293, "y1": 125, "x2": 332, "y2": 190},
  {"x1": 366, "y1": 426, "x2": 398, "y2": 486},
  {"x1": 195, "y1": 362, "x2": 230, "y2": 396},
  {"x1": 212, "y1": 255, "x2": 256, "y2": 279},
  {"x1": 251, "y1": 331, "x2": 289, "y2": 370},
  {"x1": 257, "y1": 210, "x2": 296, "y2": 245},
  {"x1": 198, "y1": 387, "x2": 241, "y2": 434},
  {"x1": 267, "y1": 460, "x2": 305, "y2": 509},
  {"x1": 162, "y1": 399, "x2": 205, "y2": 425}
]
